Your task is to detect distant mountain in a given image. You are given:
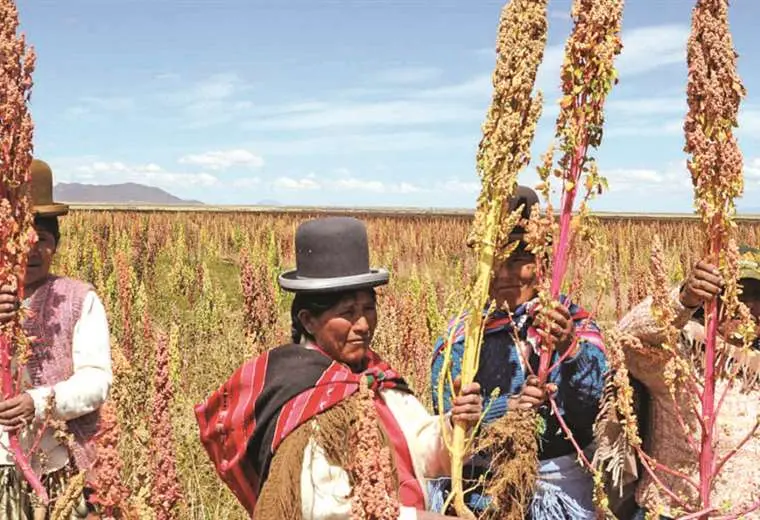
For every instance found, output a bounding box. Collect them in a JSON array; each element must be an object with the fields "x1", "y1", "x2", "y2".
[
  {"x1": 54, "y1": 182, "x2": 203, "y2": 205},
  {"x1": 256, "y1": 199, "x2": 282, "y2": 206}
]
